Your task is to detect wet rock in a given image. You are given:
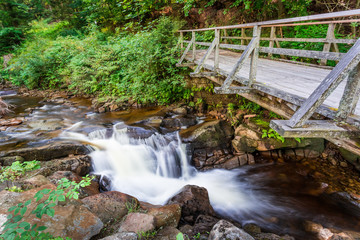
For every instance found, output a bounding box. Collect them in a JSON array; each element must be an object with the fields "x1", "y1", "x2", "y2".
[
  {"x1": 119, "y1": 213, "x2": 156, "y2": 233},
  {"x1": 141, "y1": 203, "x2": 181, "y2": 228},
  {"x1": 48, "y1": 171, "x2": 99, "y2": 198},
  {"x1": 180, "y1": 120, "x2": 233, "y2": 150},
  {"x1": 0, "y1": 118, "x2": 23, "y2": 126},
  {"x1": 167, "y1": 185, "x2": 215, "y2": 225},
  {"x1": 0, "y1": 143, "x2": 89, "y2": 162},
  {"x1": 243, "y1": 223, "x2": 261, "y2": 234},
  {"x1": 252, "y1": 233, "x2": 295, "y2": 240},
  {"x1": 21, "y1": 175, "x2": 51, "y2": 189},
  {"x1": 232, "y1": 124, "x2": 324, "y2": 154},
  {"x1": 172, "y1": 107, "x2": 187, "y2": 115},
  {"x1": 208, "y1": 220, "x2": 254, "y2": 240},
  {"x1": 28, "y1": 119, "x2": 64, "y2": 130},
  {"x1": 0, "y1": 184, "x2": 103, "y2": 239},
  {"x1": 0, "y1": 155, "x2": 24, "y2": 166},
  {"x1": 304, "y1": 221, "x2": 333, "y2": 240},
  {"x1": 192, "y1": 215, "x2": 220, "y2": 234},
  {"x1": 82, "y1": 191, "x2": 138, "y2": 224},
  {"x1": 325, "y1": 192, "x2": 360, "y2": 216},
  {"x1": 161, "y1": 116, "x2": 197, "y2": 129},
  {"x1": 41, "y1": 155, "x2": 92, "y2": 177},
  {"x1": 330, "y1": 233, "x2": 353, "y2": 240},
  {"x1": 99, "y1": 175, "x2": 112, "y2": 192},
  {"x1": 156, "y1": 226, "x2": 181, "y2": 240},
  {"x1": 99, "y1": 232, "x2": 138, "y2": 240}
]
